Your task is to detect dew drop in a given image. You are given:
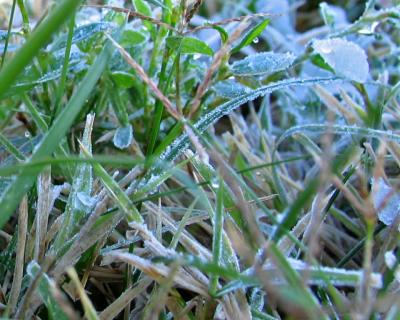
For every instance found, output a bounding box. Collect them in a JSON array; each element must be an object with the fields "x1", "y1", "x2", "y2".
[
  {"x1": 24, "y1": 131, "x2": 30, "y2": 138},
  {"x1": 210, "y1": 178, "x2": 219, "y2": 189},
  {"x1": 253, "y1": 37, "x2": 259, "y2": 44}
]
